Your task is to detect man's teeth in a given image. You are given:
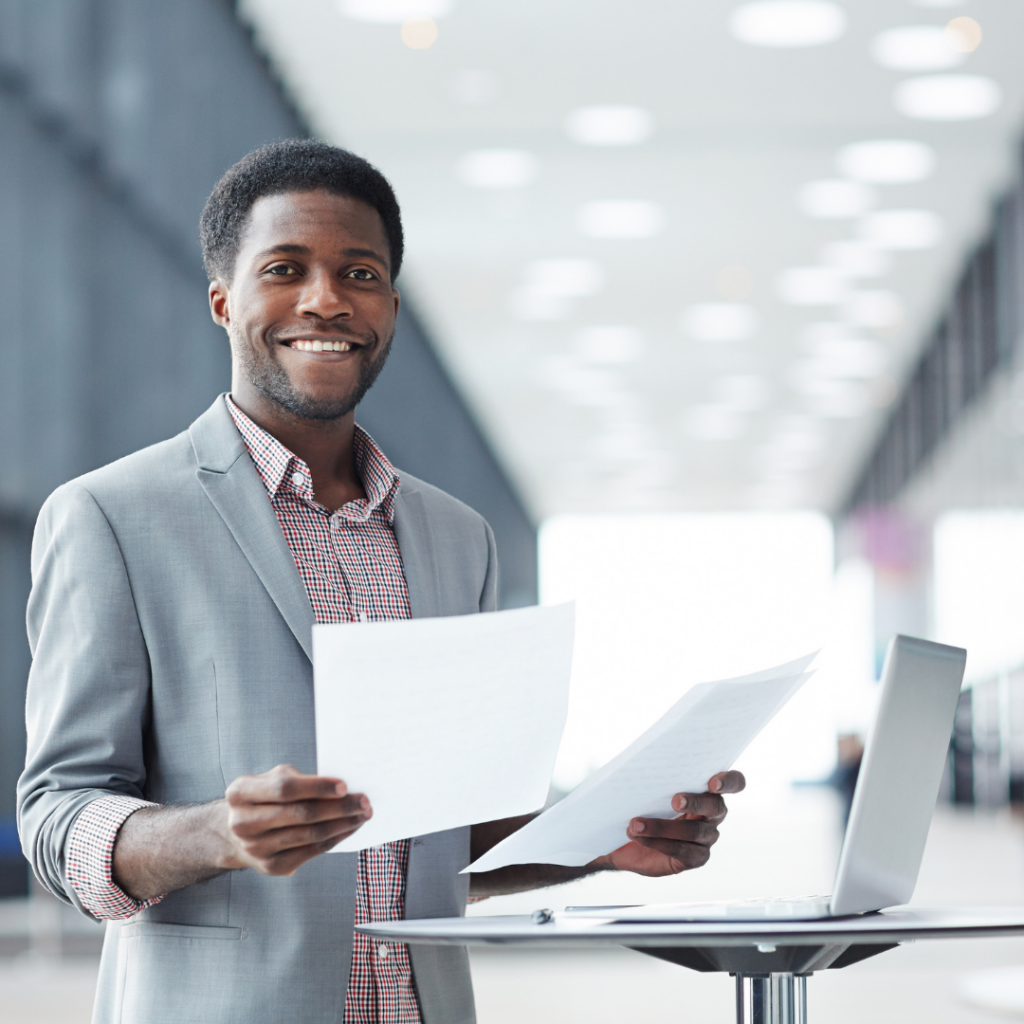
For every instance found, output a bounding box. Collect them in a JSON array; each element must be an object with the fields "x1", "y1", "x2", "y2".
[{"x1": 289, "y1": 339, "x2": 353, "y2": 352}]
